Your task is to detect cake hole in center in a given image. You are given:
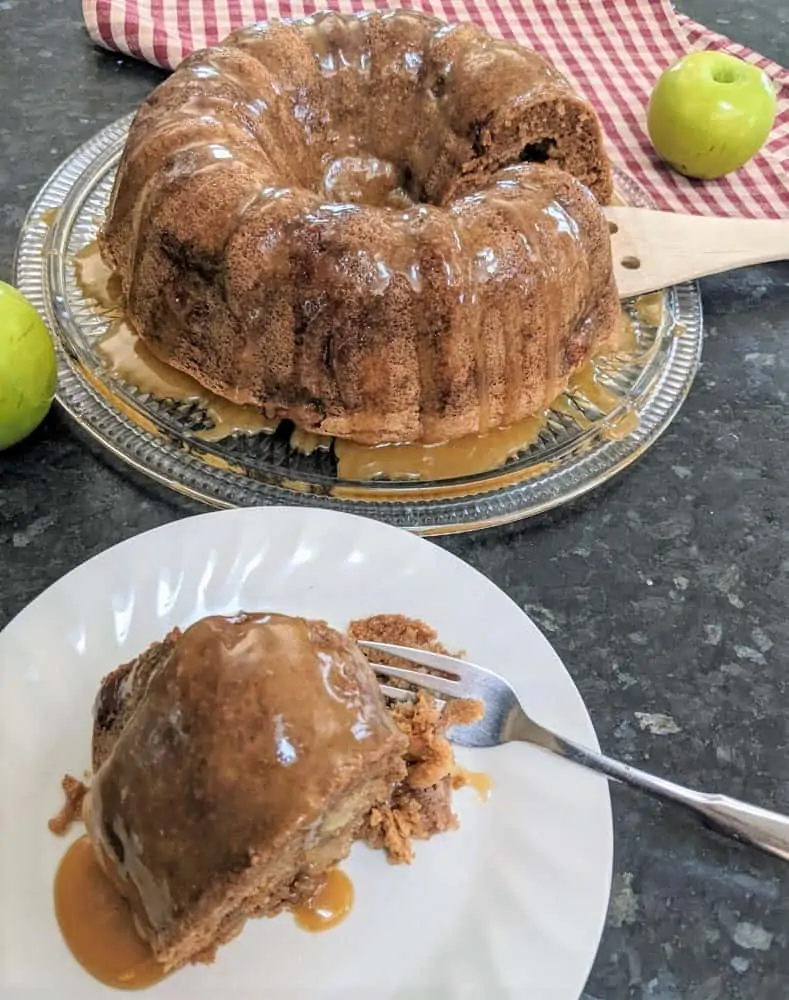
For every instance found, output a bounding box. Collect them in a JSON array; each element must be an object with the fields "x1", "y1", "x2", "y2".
[
  {"x1": 322, "y1": 156, "x2": 414, "y2": 208},
  {"x1": 621, "y1": 255, "x2": 641, "y2": 270},
  {"x1": 608, "y1": 220, "x2": 619, "y2": 234},
  {"x1": 519, "y1": 138, "x2": 556, "y2": 164},
  {"x1": 401, "y1": 164, "x2": 426, "y2": 203}
]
